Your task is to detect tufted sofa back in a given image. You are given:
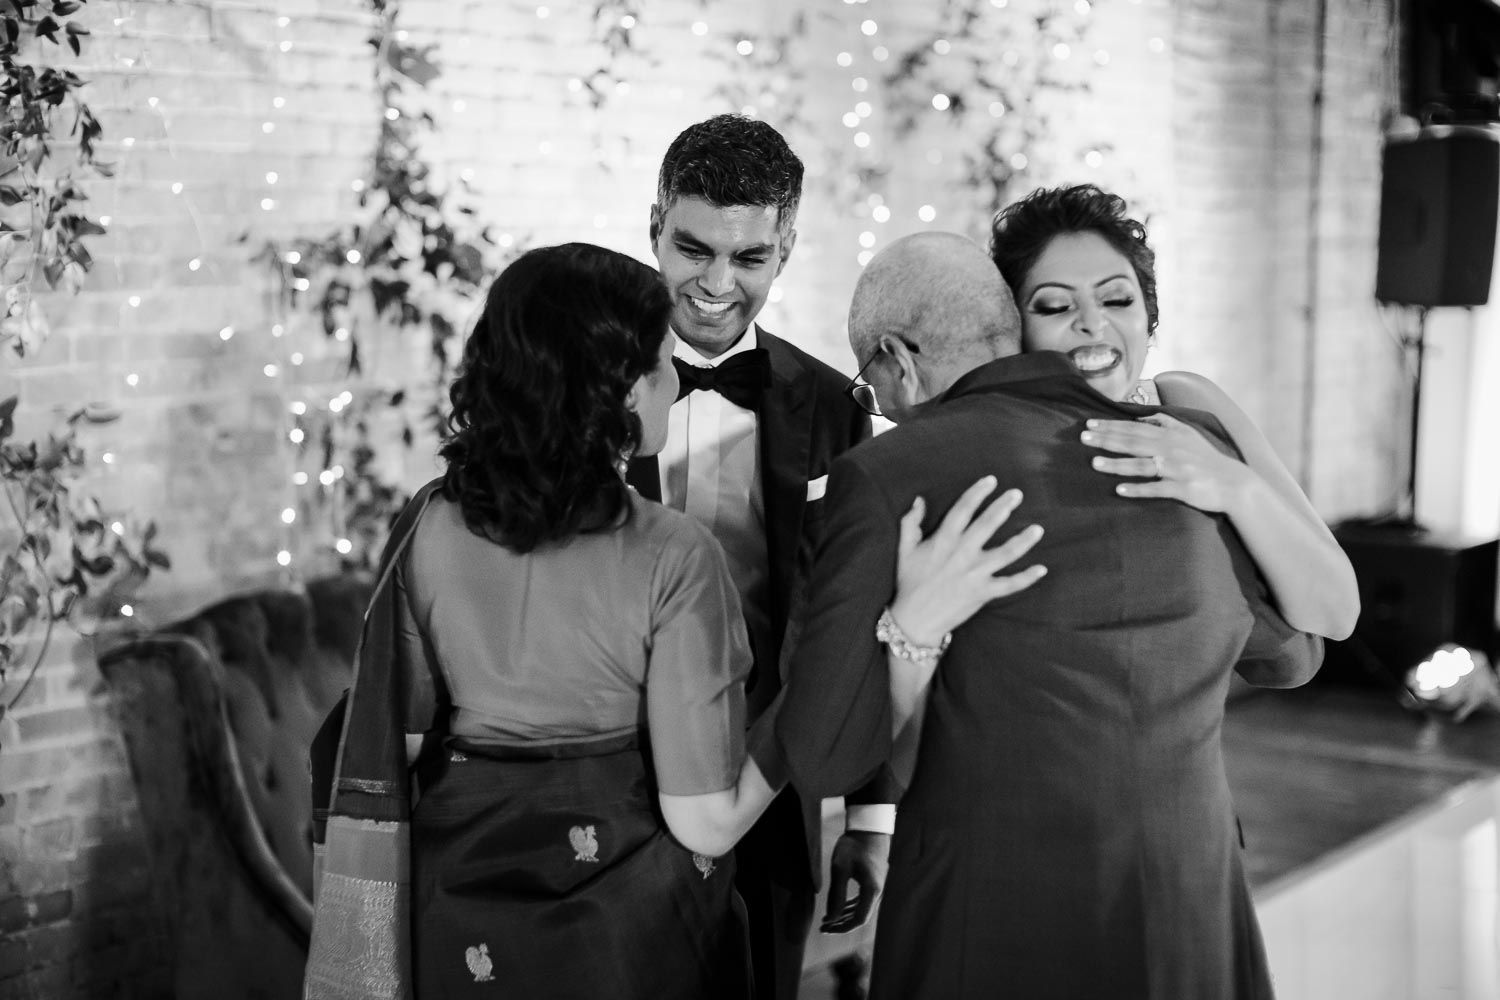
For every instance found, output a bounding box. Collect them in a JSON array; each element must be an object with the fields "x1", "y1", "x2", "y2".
[
  {"x1": 99, "y1": 575, "x2": 372, "y2": 998},
  {"x1": 169, "y1": 576, "x2": 370, "y2": 893}
]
